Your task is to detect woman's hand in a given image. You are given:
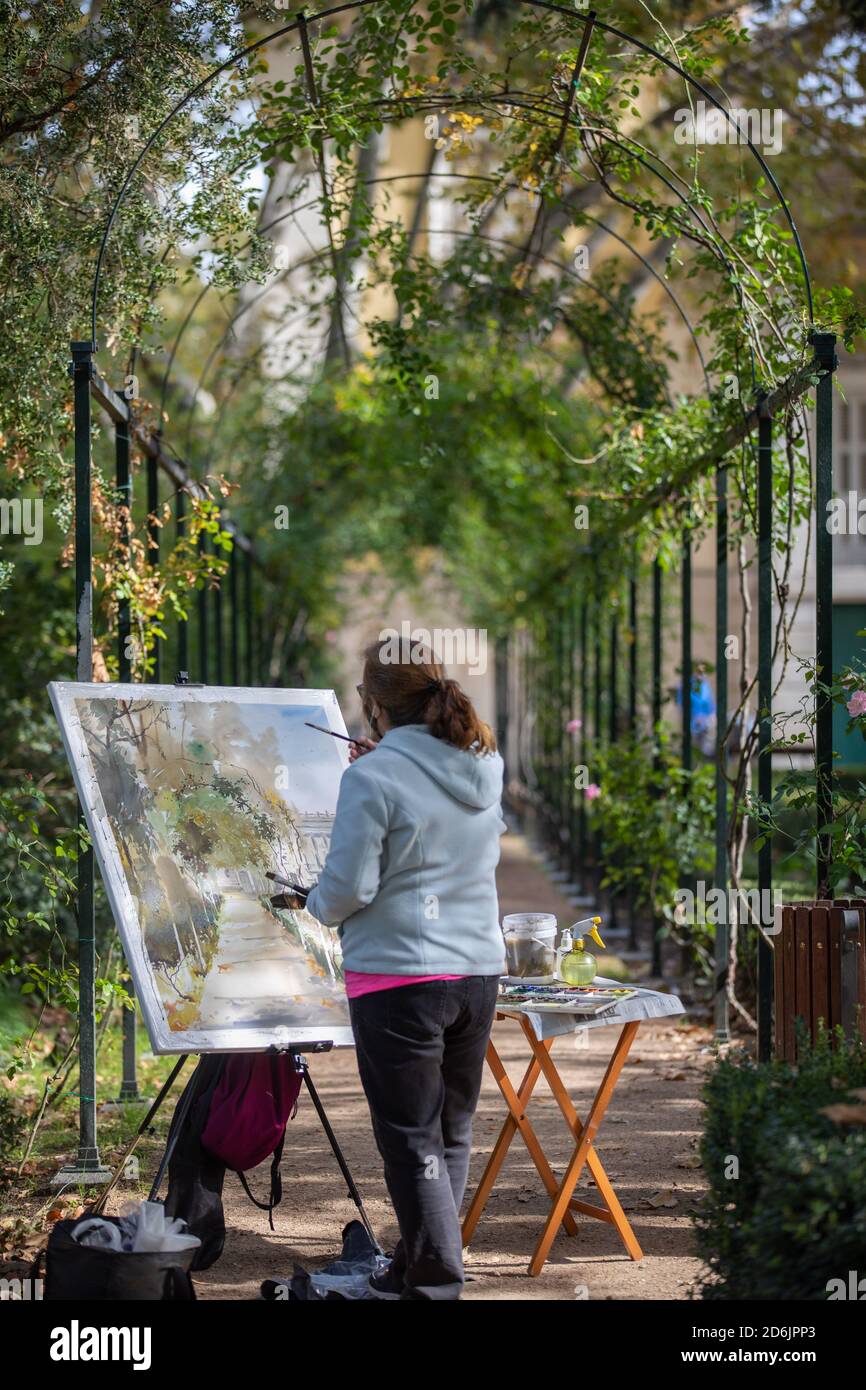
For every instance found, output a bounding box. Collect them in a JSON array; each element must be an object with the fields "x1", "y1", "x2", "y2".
[
  {"x1": 349, "y1": 736, "x2": 377, "y2": 763},
  {"x1": 270, "y1": 891, "x2": 308, "y2": 911}
]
